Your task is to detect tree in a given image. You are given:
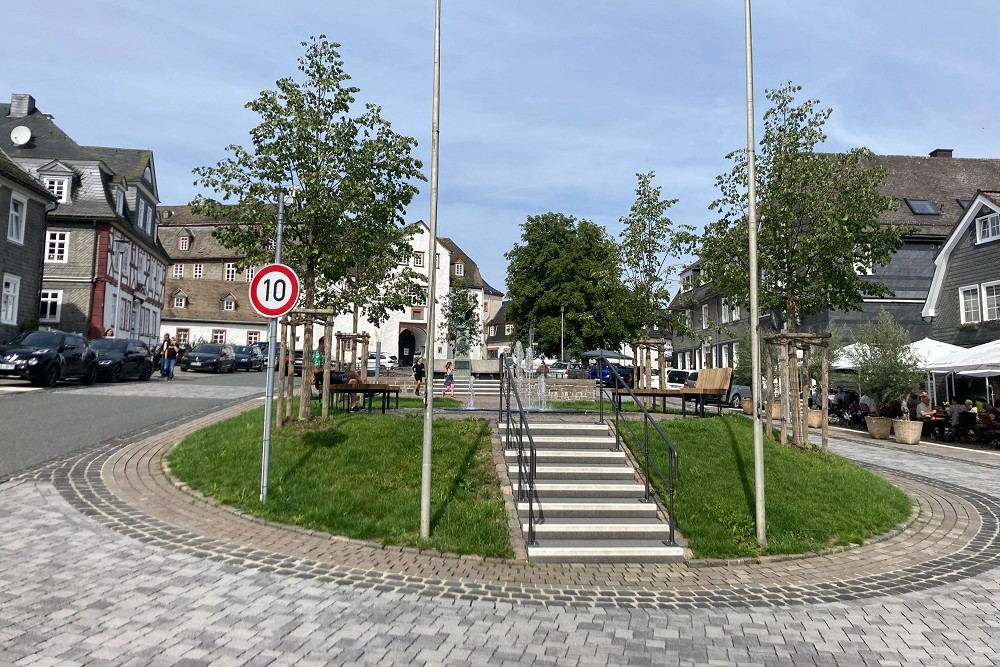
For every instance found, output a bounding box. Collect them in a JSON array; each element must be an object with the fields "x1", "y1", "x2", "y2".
[
  {"x1": 437, "y1": 279, "x2": 481, "y2": 358},
  {"x1": 852, "y1": 310, "x2": 923, "y2": 411},
  {"x1": 619, "y1": 171, "x2": 695, "y2": 382},
  {"x1": 191, "y1": 36, "x2": 425, "y2": 419},
  {"x1": 505, "y1": 213, "x2": 634, "y2": 358},
  {"x1": 701, "y1": 82, "x2": 905, "y2": 332}
]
